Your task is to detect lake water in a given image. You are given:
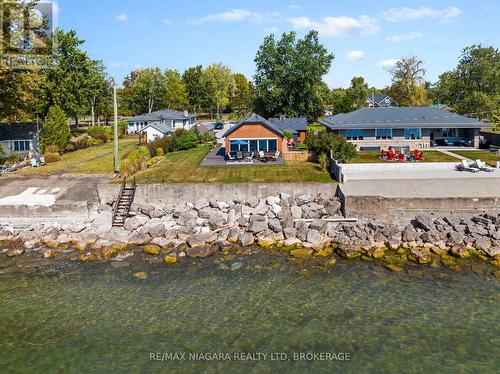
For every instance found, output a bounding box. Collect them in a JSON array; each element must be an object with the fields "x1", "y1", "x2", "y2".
[{"x1": 0, "y1": 250, "x2": 499, "y2": 373}]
